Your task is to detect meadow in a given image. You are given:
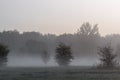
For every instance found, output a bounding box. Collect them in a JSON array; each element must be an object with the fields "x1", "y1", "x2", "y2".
[{"x1": 0, "y1": 66, "x2": 120, "y2": 80}]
